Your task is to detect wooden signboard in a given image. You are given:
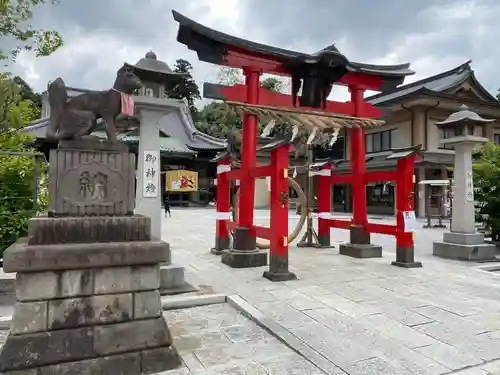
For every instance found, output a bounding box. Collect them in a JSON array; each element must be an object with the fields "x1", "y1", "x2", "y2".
[{"x1": 165, "y1": 170, "x2": 198, "y2": 192}]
